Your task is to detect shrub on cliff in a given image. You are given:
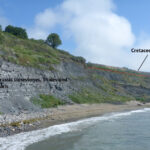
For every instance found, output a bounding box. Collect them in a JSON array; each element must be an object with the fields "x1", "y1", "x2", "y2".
[
  {"x1": 5, "y1": 25, "x2": 28, "y2": 39},
  {"x1": 46, "y1": 33, "x2": 62, "y2": 48},
  {"x1": 71, "y1": 56, "x2": 86, "y2": 64},
  {"x1": 31, "y1": 94, "x2": 64, "y2": 108}
]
